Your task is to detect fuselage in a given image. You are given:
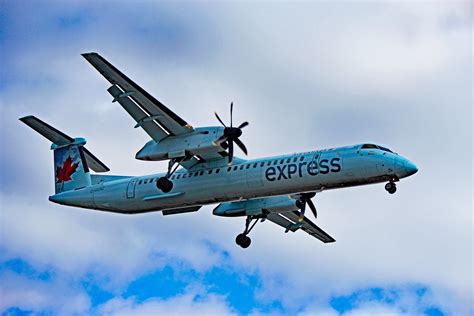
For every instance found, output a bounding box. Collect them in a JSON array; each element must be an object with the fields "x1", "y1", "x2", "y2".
[{"x1": 49, "y1": 144, "x2": 418, "y2": 214}]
